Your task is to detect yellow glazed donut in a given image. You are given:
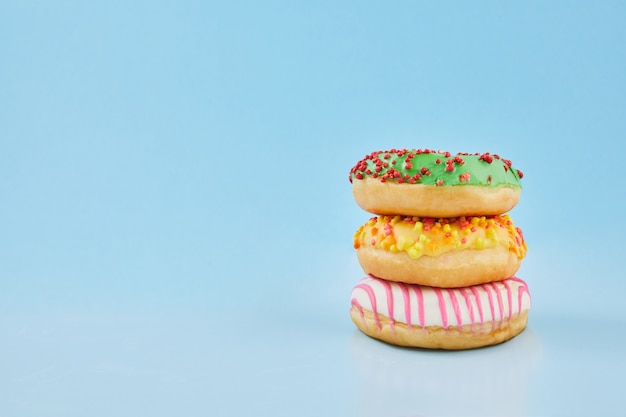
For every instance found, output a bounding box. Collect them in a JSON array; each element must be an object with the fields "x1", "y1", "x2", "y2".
[
  {"x1": 349, "y1": 148, "x2": 524, "y2": 217},
  {"x1": 350, "y1": 275, "x2": 531, "y2": 349},
  {"x1": 353, "y1": 214, "x2": 526, "y2": 288}
]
